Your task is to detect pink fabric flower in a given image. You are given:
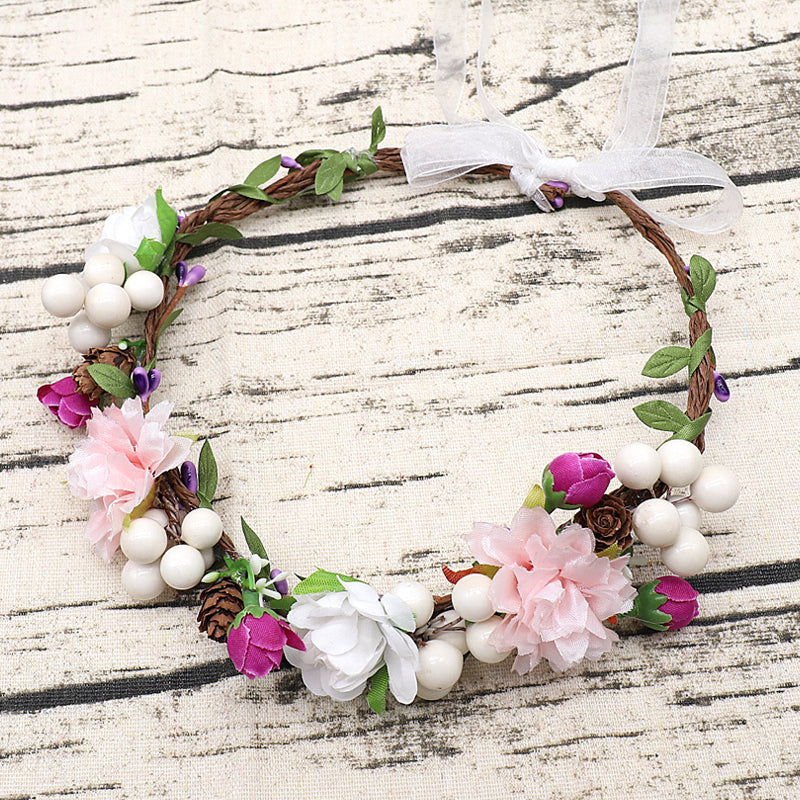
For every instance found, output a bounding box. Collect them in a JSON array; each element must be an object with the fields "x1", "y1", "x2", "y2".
[
  {"x1": 467, "y1": 506, "x2": 636, "y2": 673},
  {"x1": 227, "y1": 613, "x2": 305, "y2": 679},
  {"x1": 67, "y1": 398, "x2": 191, "y2": 561},
  {"x1": 38, "y1": 376, "x2": 98, "y2": 429}
]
